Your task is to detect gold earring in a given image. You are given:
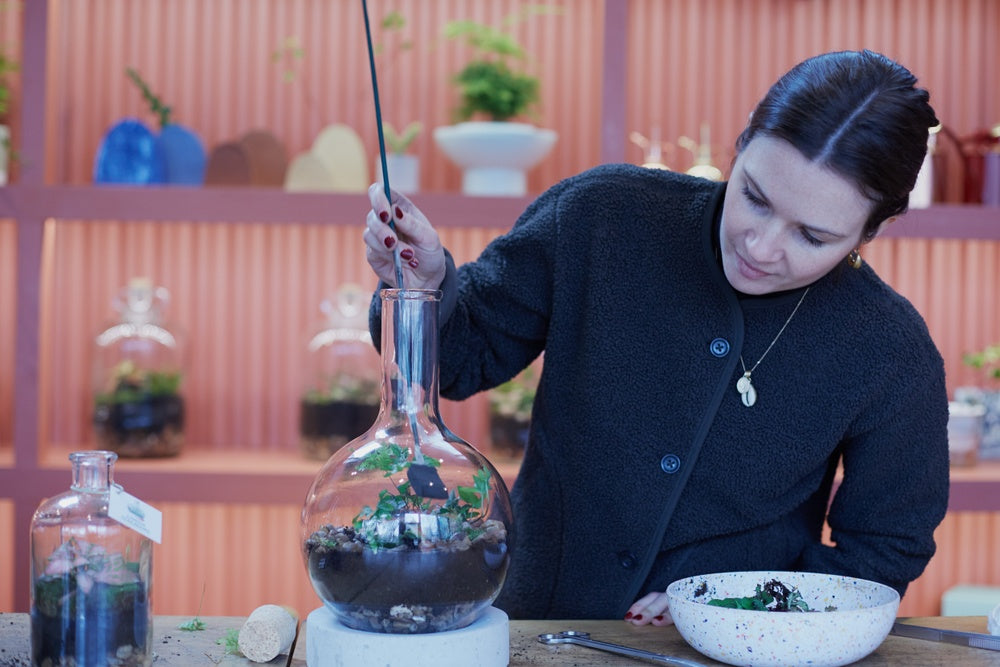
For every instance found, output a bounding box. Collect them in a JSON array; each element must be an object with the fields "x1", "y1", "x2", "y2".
[{"x1": 847, "y1": 249, "x2": 862, "y2": 269}]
